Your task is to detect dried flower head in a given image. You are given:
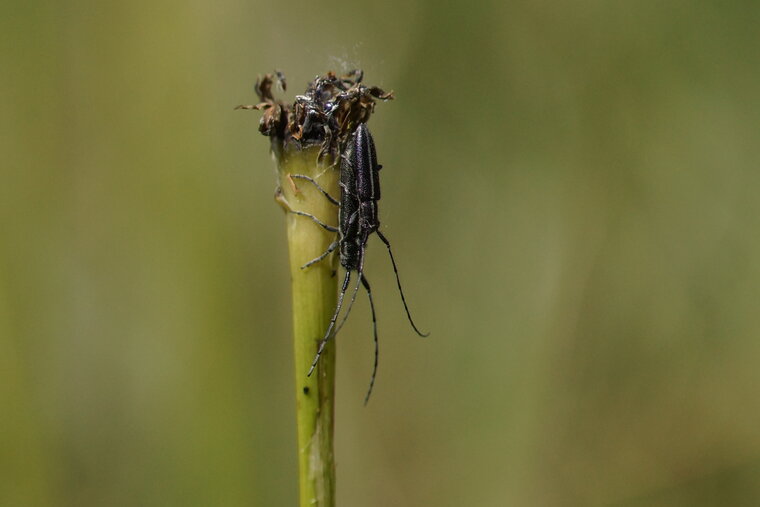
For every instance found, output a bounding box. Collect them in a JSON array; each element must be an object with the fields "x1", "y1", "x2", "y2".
[{"x1": 237, "y1": 70, "x2": 393, "y2": 162}]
